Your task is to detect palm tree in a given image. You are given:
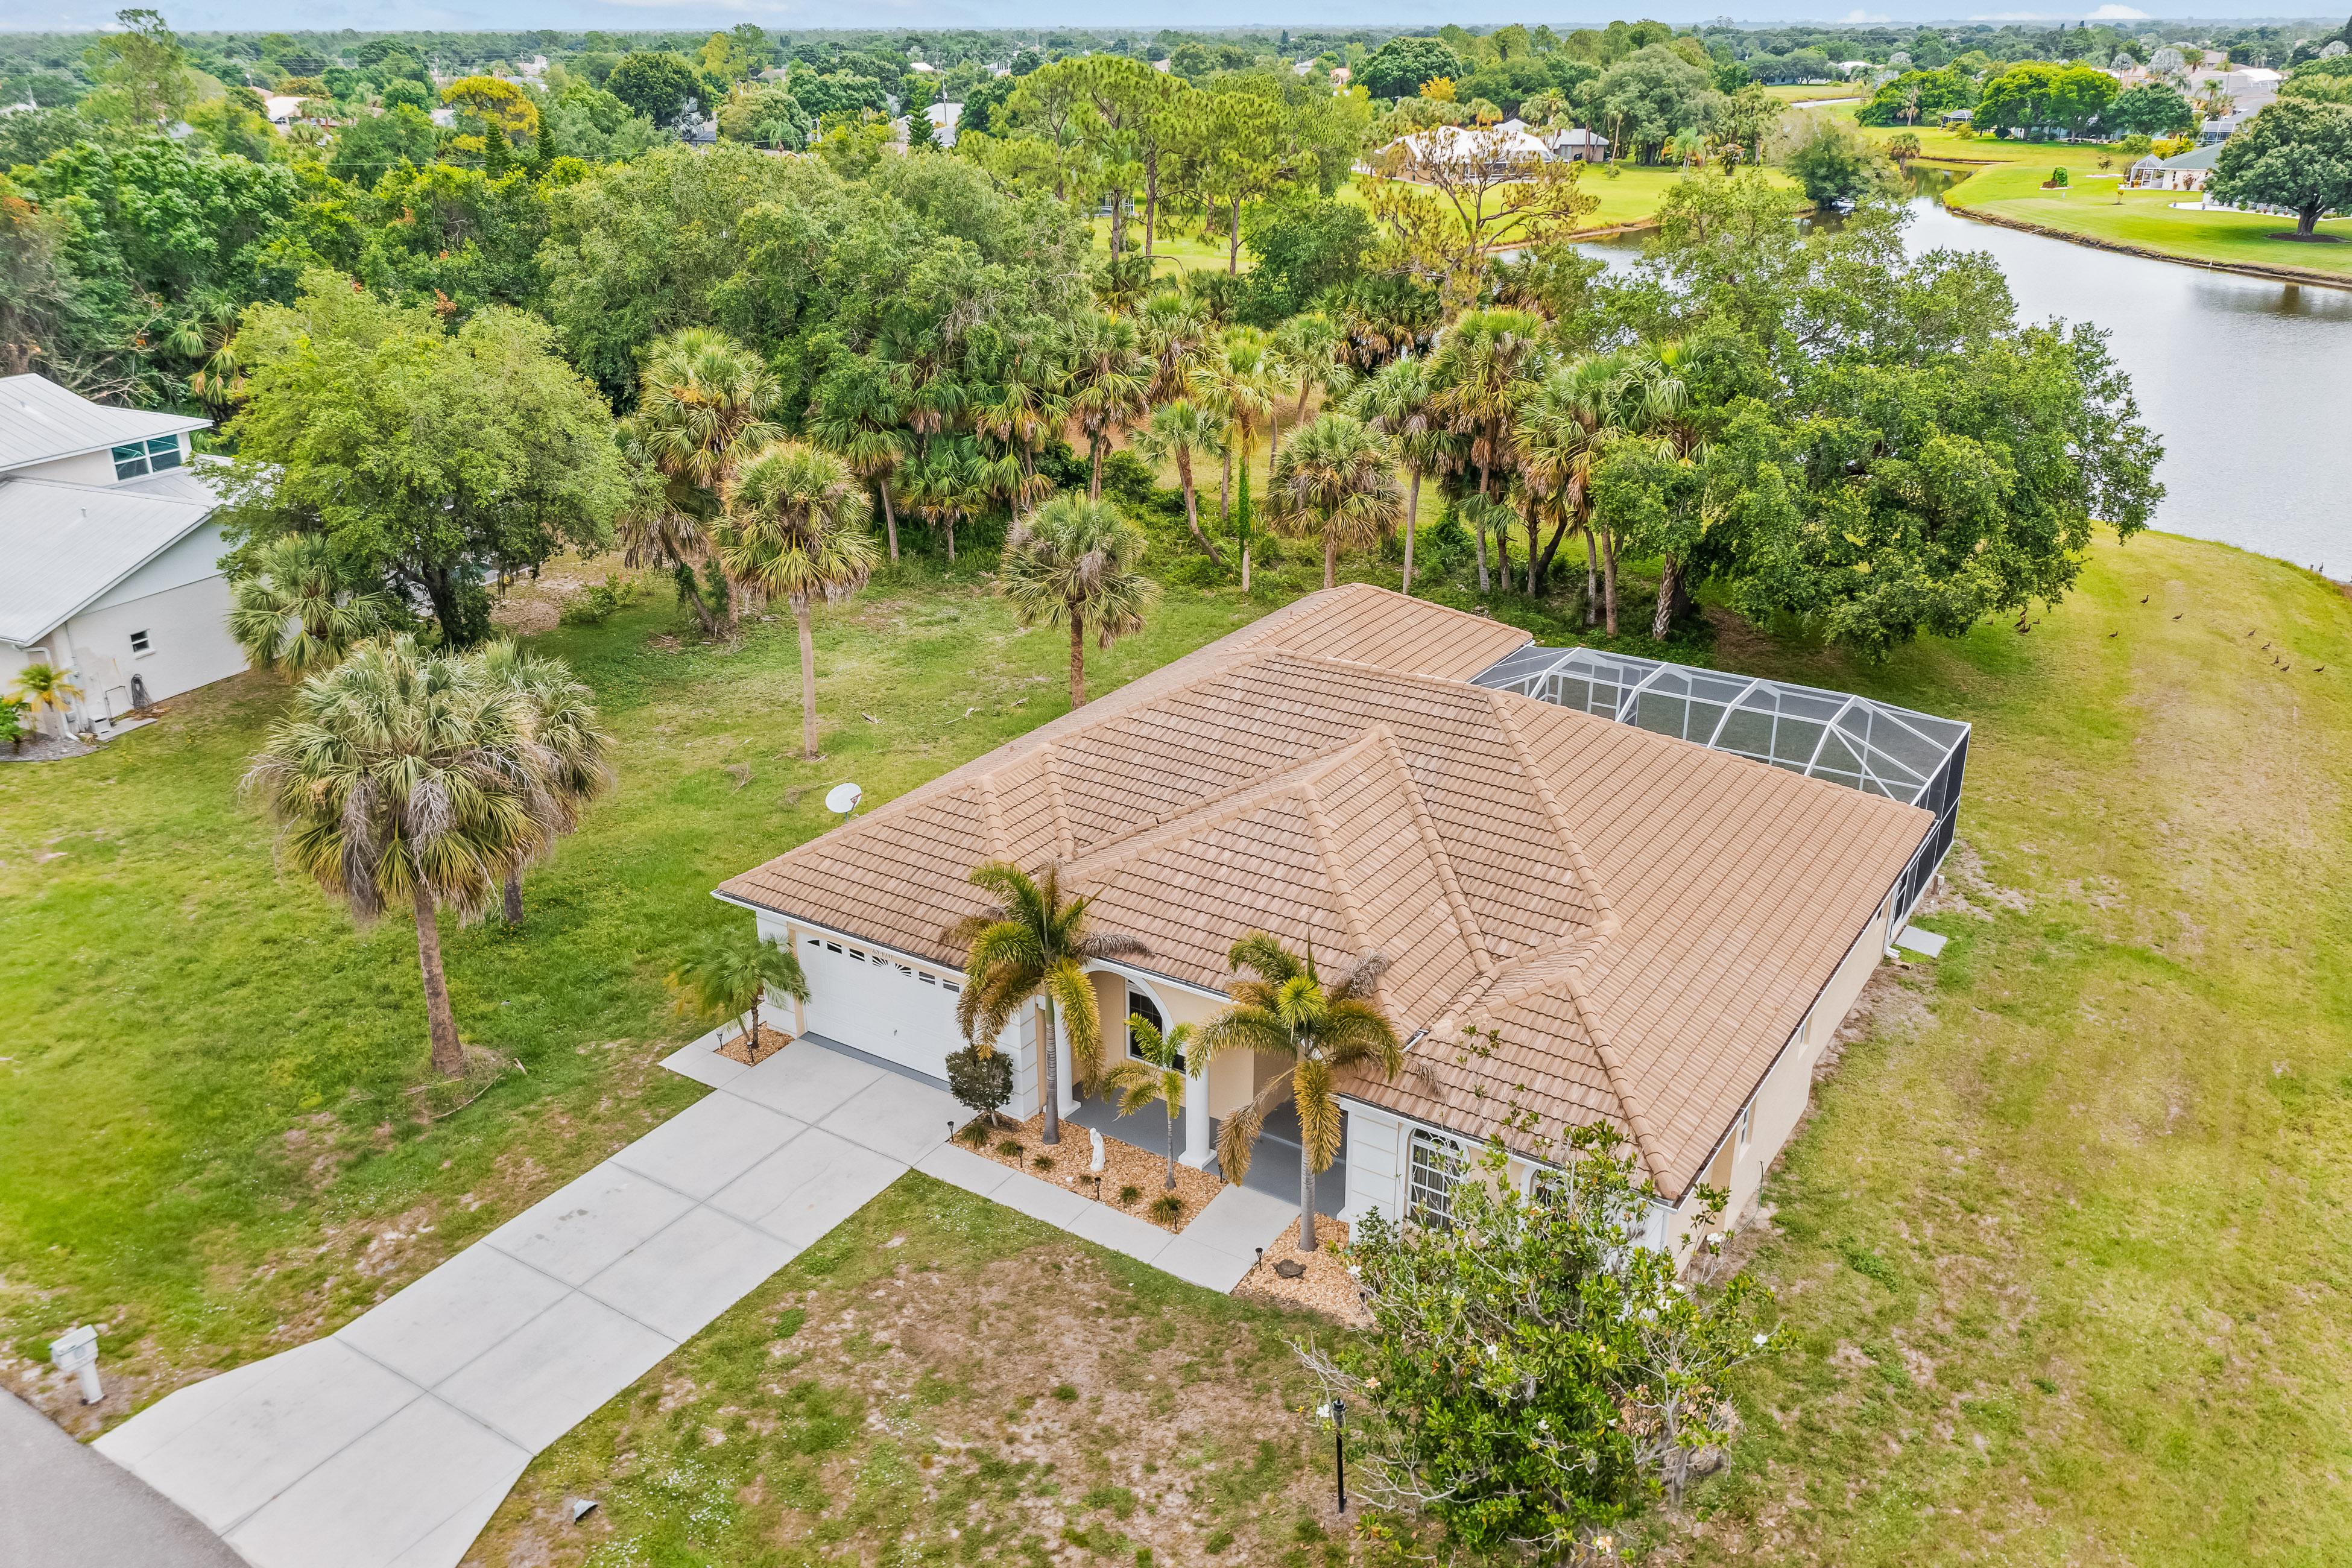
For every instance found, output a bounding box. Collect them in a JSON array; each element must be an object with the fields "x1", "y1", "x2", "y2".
[
  {"x1": 1195, "y1": 934, "x2": 1403, "y2": 1252},
  {"x1": 999, "y1": 494, "x2": 1154, "y2": 709},
  {"x1": 228, "y1": 535, "x2": 393, "y2": 676},
  {"x1": 1513, "y1": 355, "x2": 1625, "y2": 612},
  {"x1": 481, "y1": 641, "x2": 613, "y2": 926},
  {"x1": 1617, "y1": 342, "x2": 1709, "y2": 639},
  {"x1": 622, "y1": 328, "x2": 786, "y2": 634},
  {"x1": 946, "y1": 861, "x2": 1149, "y2": 1147},
  {"x1": 8, "y1": 663, "x2": 81, "y2": 737},
  {"x1": 1203, "y1": 325, "x2": 1280, "y2": 586},
  {"x1": 808, "y1": 354, "x2": 912, "y2": 561},
  {"x1": 1105, "y1": 1013, "x2": 1193, "y2": 1193},
  {"x1": 973, "y1": 350, "x2": 1065, "y2": 504},
  {"x1": 1137, "y1": 290, "x2": 1213, "y2": 405},
  {"x1": 1268, "y1": 413, "x2": 1403, "y2": 592},
  {"x1": 670, "y1": 930, "x2": 809, "y2": 1054},
  {"x1": 244, "y1": 636, "x2": 542, "y2": 1076},
  {"x1": 1061, "y1": 311, "x2": 1152, "y2": 501},
  {"x1": 1430, "y1": 309, "x2": 1547, "y2": 593},
  {"x1": 897, "y1": 438, "x2": 987, "y2": 563},
  {"x1": 716, "y1": 442, "x2": 879, "y2": 759},
  {"x1": 1348, "y1": 355, "x2": 1450, "y2": 593},
  {"x1": 1131, "y1": 399, "x2": 1225, "y2": 563},
  {"x1": 1270, "y1": 311, "x2": 1343, "y2": 458}
]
